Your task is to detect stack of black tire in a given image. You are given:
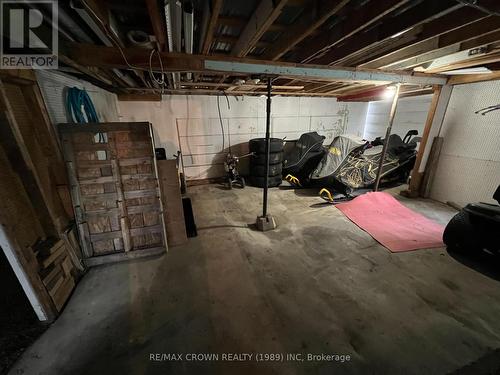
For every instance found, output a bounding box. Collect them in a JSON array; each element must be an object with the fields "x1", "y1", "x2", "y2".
[{"x1": 249, "y1": 138, "x2": 284, "y2": 187}]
